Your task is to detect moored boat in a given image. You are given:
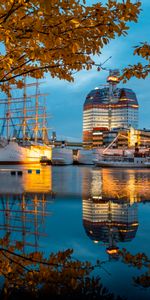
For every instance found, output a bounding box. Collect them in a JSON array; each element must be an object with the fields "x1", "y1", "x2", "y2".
[
  {"x1": 51, "y1": 147, "x2": 73, "y2": 165},
  {"x1": 76, "y1": 149, "x2": 95, "y2": 165},
  {"x1": 94, "y1": 153, "x2": 150, "y2": 168}
]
